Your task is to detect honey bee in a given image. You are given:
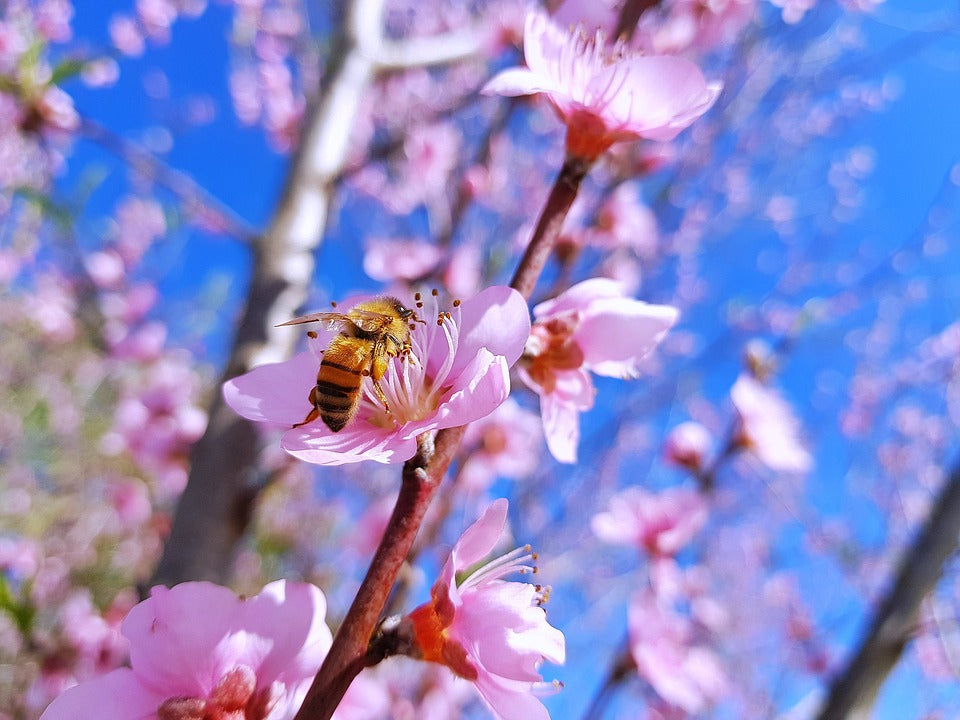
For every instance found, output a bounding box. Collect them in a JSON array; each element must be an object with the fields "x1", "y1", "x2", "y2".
[{"x1": 278, "y1": 297, "x2": 422, "y2": 432}]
